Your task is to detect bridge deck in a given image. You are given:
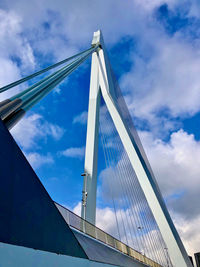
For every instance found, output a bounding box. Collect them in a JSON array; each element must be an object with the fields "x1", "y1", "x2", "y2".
[
  {"x1": 0, "y1": 119, "x2": 151, "y2": 267},
  {"x1": 56, "y1": 202, "x2": 162, "y2": 267}
]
